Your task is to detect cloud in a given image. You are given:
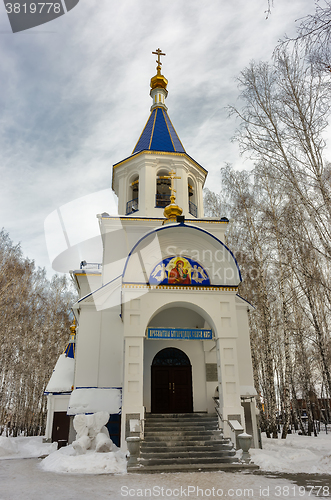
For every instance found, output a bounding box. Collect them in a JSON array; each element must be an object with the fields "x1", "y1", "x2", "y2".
[{"x1": 0, "y1": 0, "x2": 315, "y2": 274}]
